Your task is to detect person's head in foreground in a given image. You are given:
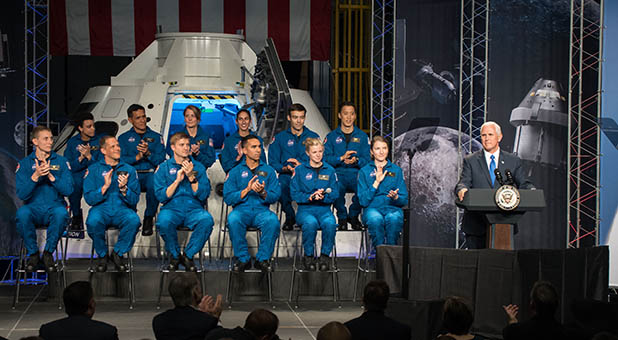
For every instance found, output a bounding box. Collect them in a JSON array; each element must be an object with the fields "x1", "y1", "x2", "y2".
[
  {"x1": 530, "y1": 280, "x2": 559, "y2": 320},
  {"x1": 363, "y1": 280, "x2": 390, "y2": 312},
  {"x1": 63, "y1": 281, "x2": 96, "y2": 318},
  {"x1": 317, "y1": 321, "x2": 351, "y2": 340},
  {"x1": 442, "y1": 296, "x2": 474, "y2": 337},
  {"x1": 245, "y1": 309, "x2": 279, "y2": 340}
]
